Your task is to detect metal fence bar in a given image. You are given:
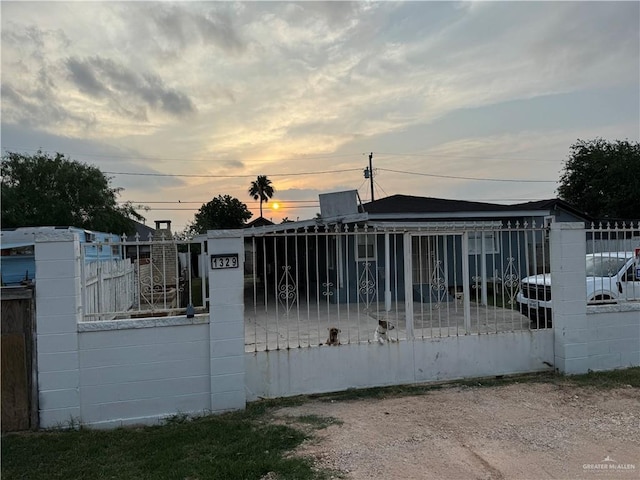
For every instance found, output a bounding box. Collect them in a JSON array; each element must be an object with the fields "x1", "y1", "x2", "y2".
[
  {"x1": 80, "y1": 237, "x2": 207, "y2": 321},
  {"x1": 241, "y1": 222, "x2": 556, "y2": 352}
]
